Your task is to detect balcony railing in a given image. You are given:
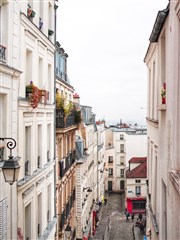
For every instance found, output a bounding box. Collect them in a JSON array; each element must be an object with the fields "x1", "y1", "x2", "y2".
[
  {"x1": 56, "y1": 109, "x2": 80, "y2": 128},
  {"x1": 0, "y1": 146, "x2": 4, "y2": 161},
  {"x1": 0, "y1": 45, "x2": 6, "y2": 63},
  {"x1": 59, "y1": 150, "x2": 76, "y2": 178},
  {"x1": 59, "y1": 188, "x2": 76, "y2": 231},
  {"x1": 59, "y1": 210, "x2": 66, "y2": 231}
]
